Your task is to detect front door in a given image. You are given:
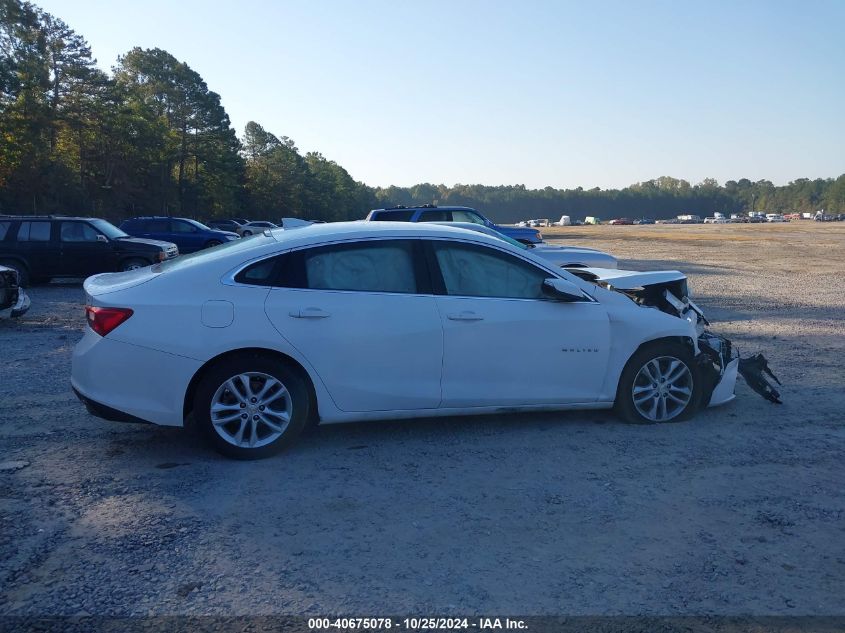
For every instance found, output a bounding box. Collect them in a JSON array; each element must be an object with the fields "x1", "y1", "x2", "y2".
[
  {"x1": 427, "y1": 240, "x2": 611, "y2": 407},
  {"x1": 58, "y1": 221, "x2": 117, "y2": 276}
]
